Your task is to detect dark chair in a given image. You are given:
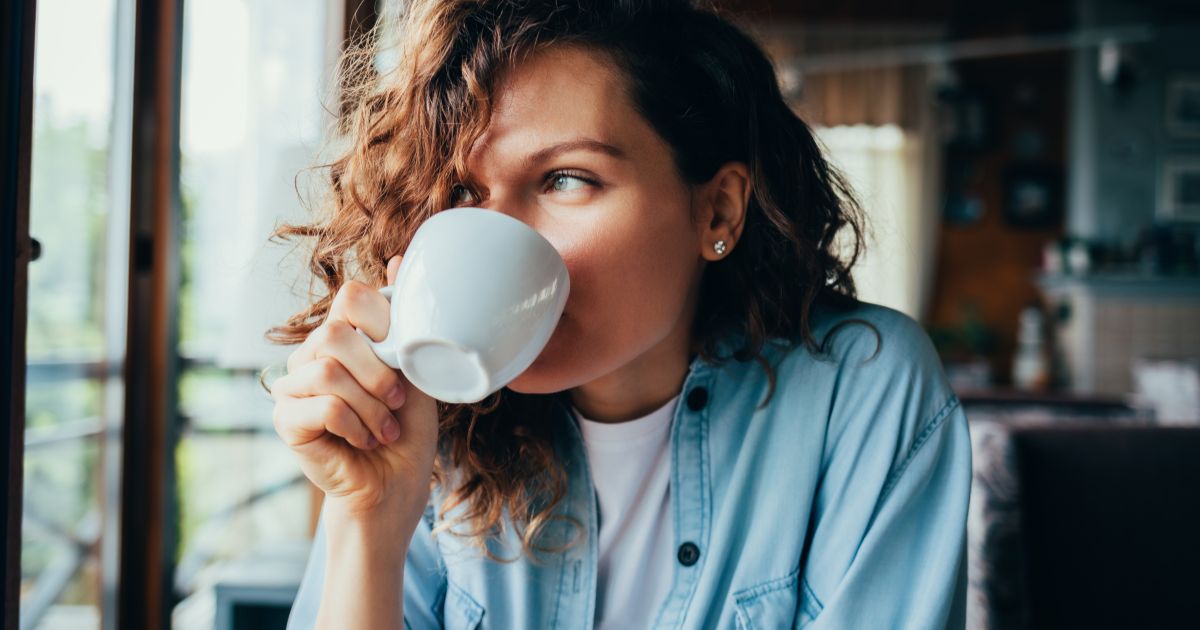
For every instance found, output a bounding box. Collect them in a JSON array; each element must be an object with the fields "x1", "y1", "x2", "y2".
[{"x1": 1013, "y1": 425, "x2": 1200, "y2": 630}]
